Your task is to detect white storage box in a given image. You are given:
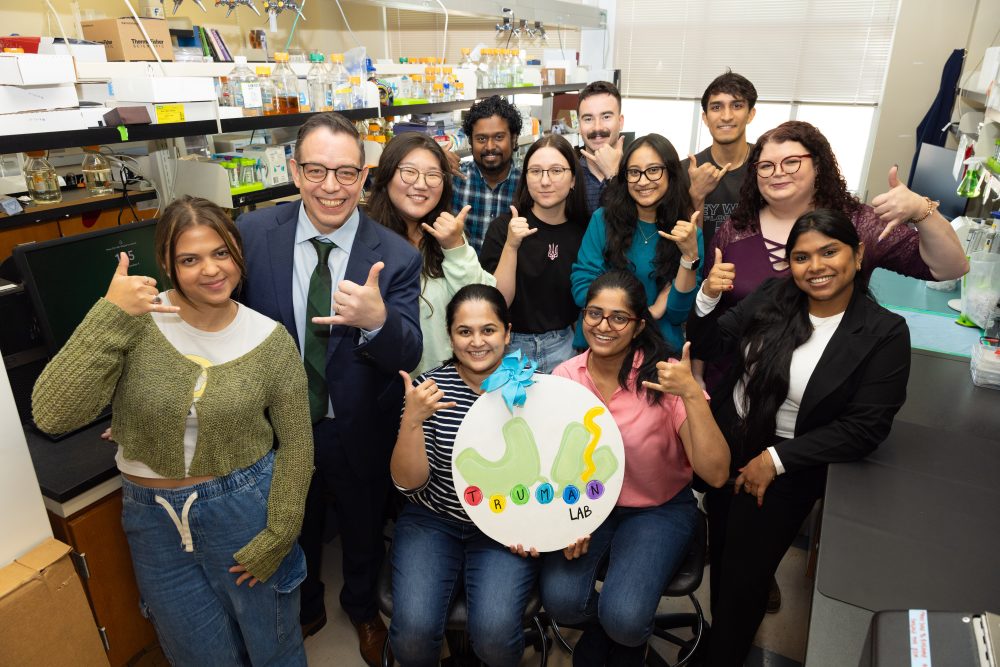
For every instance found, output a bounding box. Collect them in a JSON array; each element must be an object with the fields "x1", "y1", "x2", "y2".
[
  {"x1": 111, "y1": 76, "x2": 217, "y2": 103},
  {"x1": 0, "y1": 109, "x2": 90, "y2": 135},
  {"x1": 0, "y1": 53, "x2": 76, "y2": 86},
  {"x1": 38, "y1": 38, "x2": 108, "y2": 63},
  {"x1": 0, "y1": 83, "x2": 79, "y2": 114}
]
